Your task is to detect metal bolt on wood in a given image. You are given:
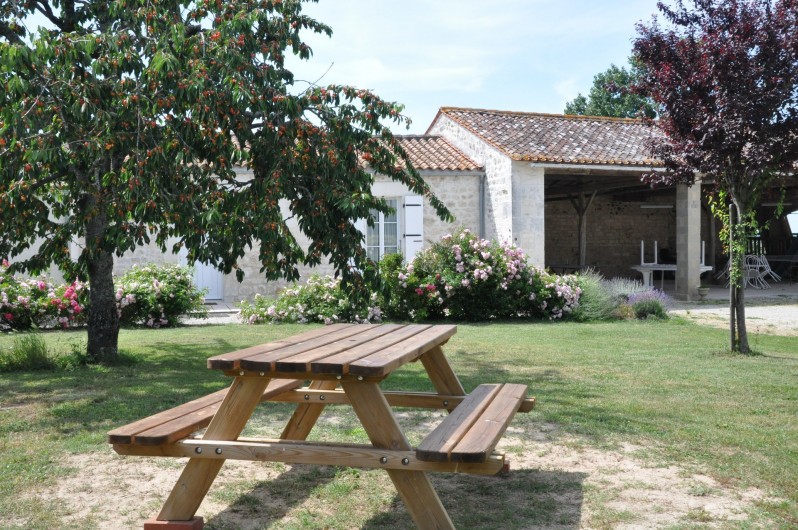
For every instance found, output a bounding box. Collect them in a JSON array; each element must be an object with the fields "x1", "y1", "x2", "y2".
[
  {"x1": 401, "y1": 458, "x2": 410, "y2": 465},
  {"x1": 319, "y1": 395, "x2": 325, "y2": 401},
  {"x1": 215, "y1": 448, "x2": 222, "y2": 455},
  {"x1": 259, "y1": 372, "x2": 265, "y2": 376},
  {"x1": 336, "y1": 375, "x2": 342, "y2": 380},
  {"x1": 357, "y1": 375, "x2": 364, "y2": 381},
  {"x1": 443, "y1": 400, "x2": 449, "y2": 406},
  {"x1": 195, "y1": 447, "x2": 202, "y2": 454},
  {"x1": 239, "y1": 371, "x2": 244, "y2": 376},
  {"x1": 304, "y1": 394, "x2": 310, "y2": 400},
  {"x1": 380, "y1": 457, "x2": 388, "y2": 464}
]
